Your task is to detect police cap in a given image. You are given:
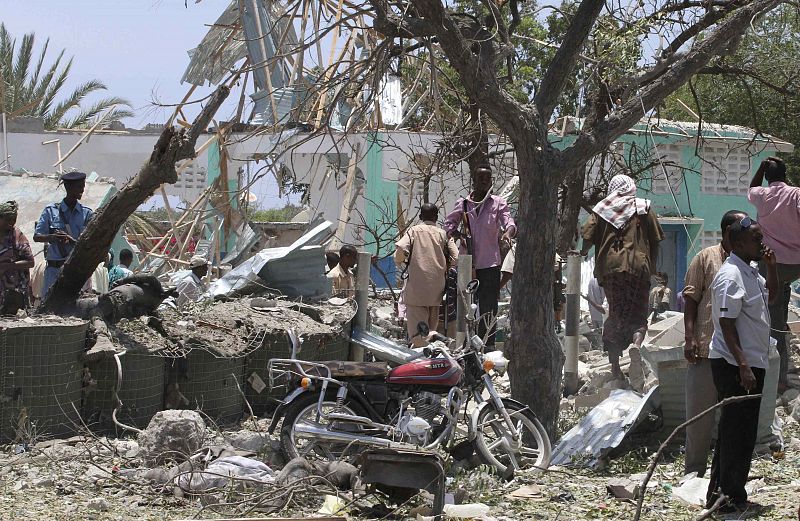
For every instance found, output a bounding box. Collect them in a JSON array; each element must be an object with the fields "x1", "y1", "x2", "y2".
[{"x1": 60, "y1": 171, "x2": 87, "y2": 182}]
